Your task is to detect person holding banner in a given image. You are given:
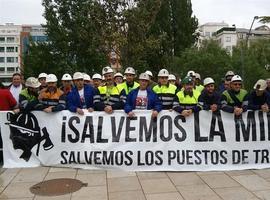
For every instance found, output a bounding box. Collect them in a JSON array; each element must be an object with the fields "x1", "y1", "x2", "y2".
[
  {"x1": 67, "y1": 72, "x2": 96, "y2": 115},
  {"x1": 221, "y1": 75, "x2": 248, "y2": 115},
  {"x1": 124, "y1": 73, "x2": 162, "y2": 118},
  {"x1": 94, "y1": 66, "x2": 126, "y2": 114},
  {"x1": 117, "y1": 67, "x2": 139, "y2": 95},
  {"x1": 38, "y1": 74, "x2": 66, "y2": 113},
  {"x1": 92, "y1": 73, "x2": 102, "y2": 89},
  {"x1": 248, "y1": 79, "x2": 270, "y2": 112},
  {"x1": 198, "y1": 77, "x2": 221, "y2": 112},
  {"x1": 173, "y1": 76, "x2": 201, "y2": 117},
  {"x1": 152, "y1": 69, "x2": 177, "y2": 110},
  {"x1": 19, "y1": 77, "x2": 41, "y2": 112}
]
